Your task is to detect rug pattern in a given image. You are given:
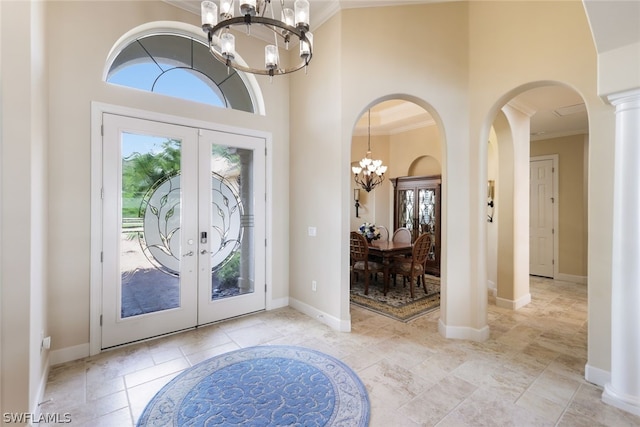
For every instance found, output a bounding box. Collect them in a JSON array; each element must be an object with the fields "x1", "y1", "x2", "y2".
[
  {"x1": 137, "y1": 345, "x2": 369, "y2": 426},
  {"x1": 350, "y1": 274, "x2": 441, "y2": 322}
]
